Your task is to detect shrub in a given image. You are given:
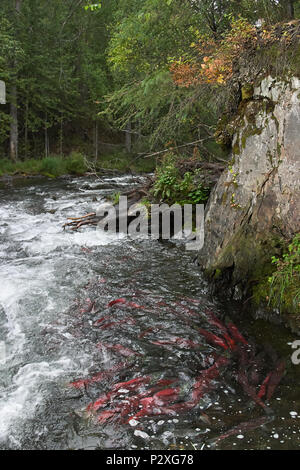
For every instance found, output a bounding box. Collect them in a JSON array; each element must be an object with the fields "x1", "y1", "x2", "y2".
[
  {"x1": 65, "y1": 152, "x2": 87, "y2": 175},
  {"x1": 152, "y1": 153, "x2": 210, "y2": 205},
  {"x1": 39, "y1": 156, "x2": 66, "y2": 177}
]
